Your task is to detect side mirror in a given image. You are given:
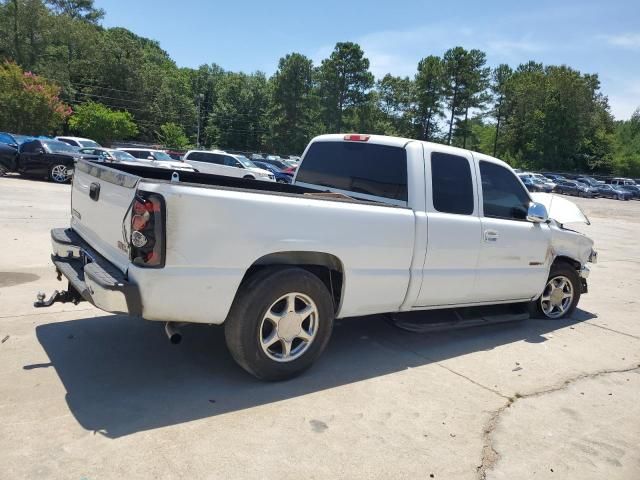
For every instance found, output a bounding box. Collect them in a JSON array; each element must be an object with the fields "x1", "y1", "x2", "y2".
[
  {"x1": 35, "y1": 147, "x2": 45, "y2": 155},
  {"x1": 527, "y1": 202, "x2": 548, "y2": 223},
  {"x1": 147, "y1": 155, "x2": 155, "y2": 160}
]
